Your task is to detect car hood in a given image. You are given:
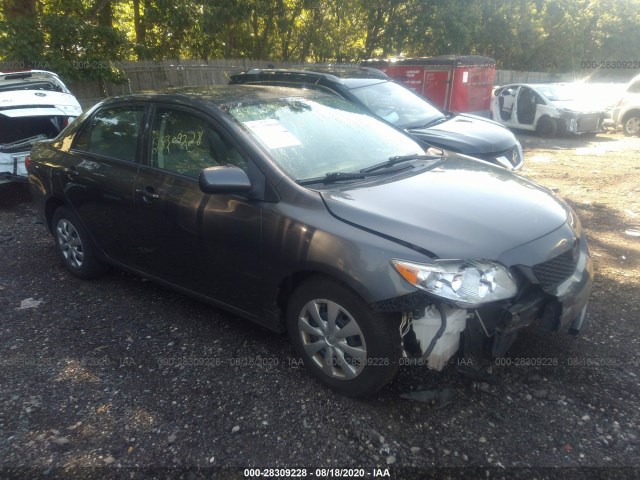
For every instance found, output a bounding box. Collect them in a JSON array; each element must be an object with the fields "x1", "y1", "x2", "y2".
[
  {"x1": 0, "y1": 90, "x2": 82, "y2": 118},
  {"x1": 551, "y1": 100, "x2": 604, "y2": 114},
  {"x1": 407, "y1": 114, "x2": 516, "y2": 155},
  {"x1": 321, "y1": 155, "x2": 568, "y2": 261}
]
